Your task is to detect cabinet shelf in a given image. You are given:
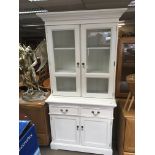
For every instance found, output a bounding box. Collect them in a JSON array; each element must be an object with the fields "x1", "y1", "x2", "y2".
[
  {"x1": 54, "y1": 72, "x2": 76, "y2": 77},
  {"x1": 87, "y1": 47, "x2": 110, "y2": 50},
  {"x1": 85, "y1": 73, "x2": 109, "y2": 78},
  {"x1": 54, "y1": 48, "x2": 75, "y2": 50}
]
